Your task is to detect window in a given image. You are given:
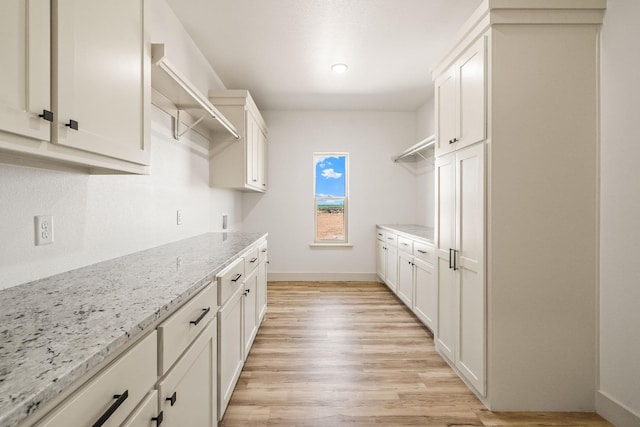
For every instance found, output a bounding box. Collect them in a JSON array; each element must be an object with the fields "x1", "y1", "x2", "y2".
[{"x1": 314, "y1": 153, "x2": 349, "y2": 243}]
